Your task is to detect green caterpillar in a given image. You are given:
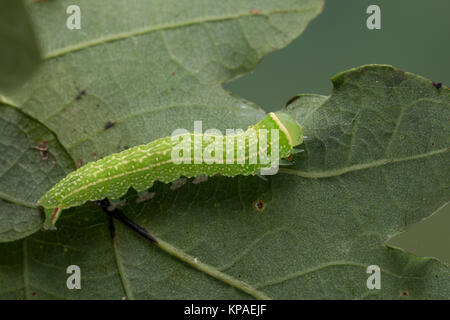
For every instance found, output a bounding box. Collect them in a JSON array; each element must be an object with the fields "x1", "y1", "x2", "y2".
[{"x1": 39, "y1": 112, "x2": 303, "y2": 228}]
